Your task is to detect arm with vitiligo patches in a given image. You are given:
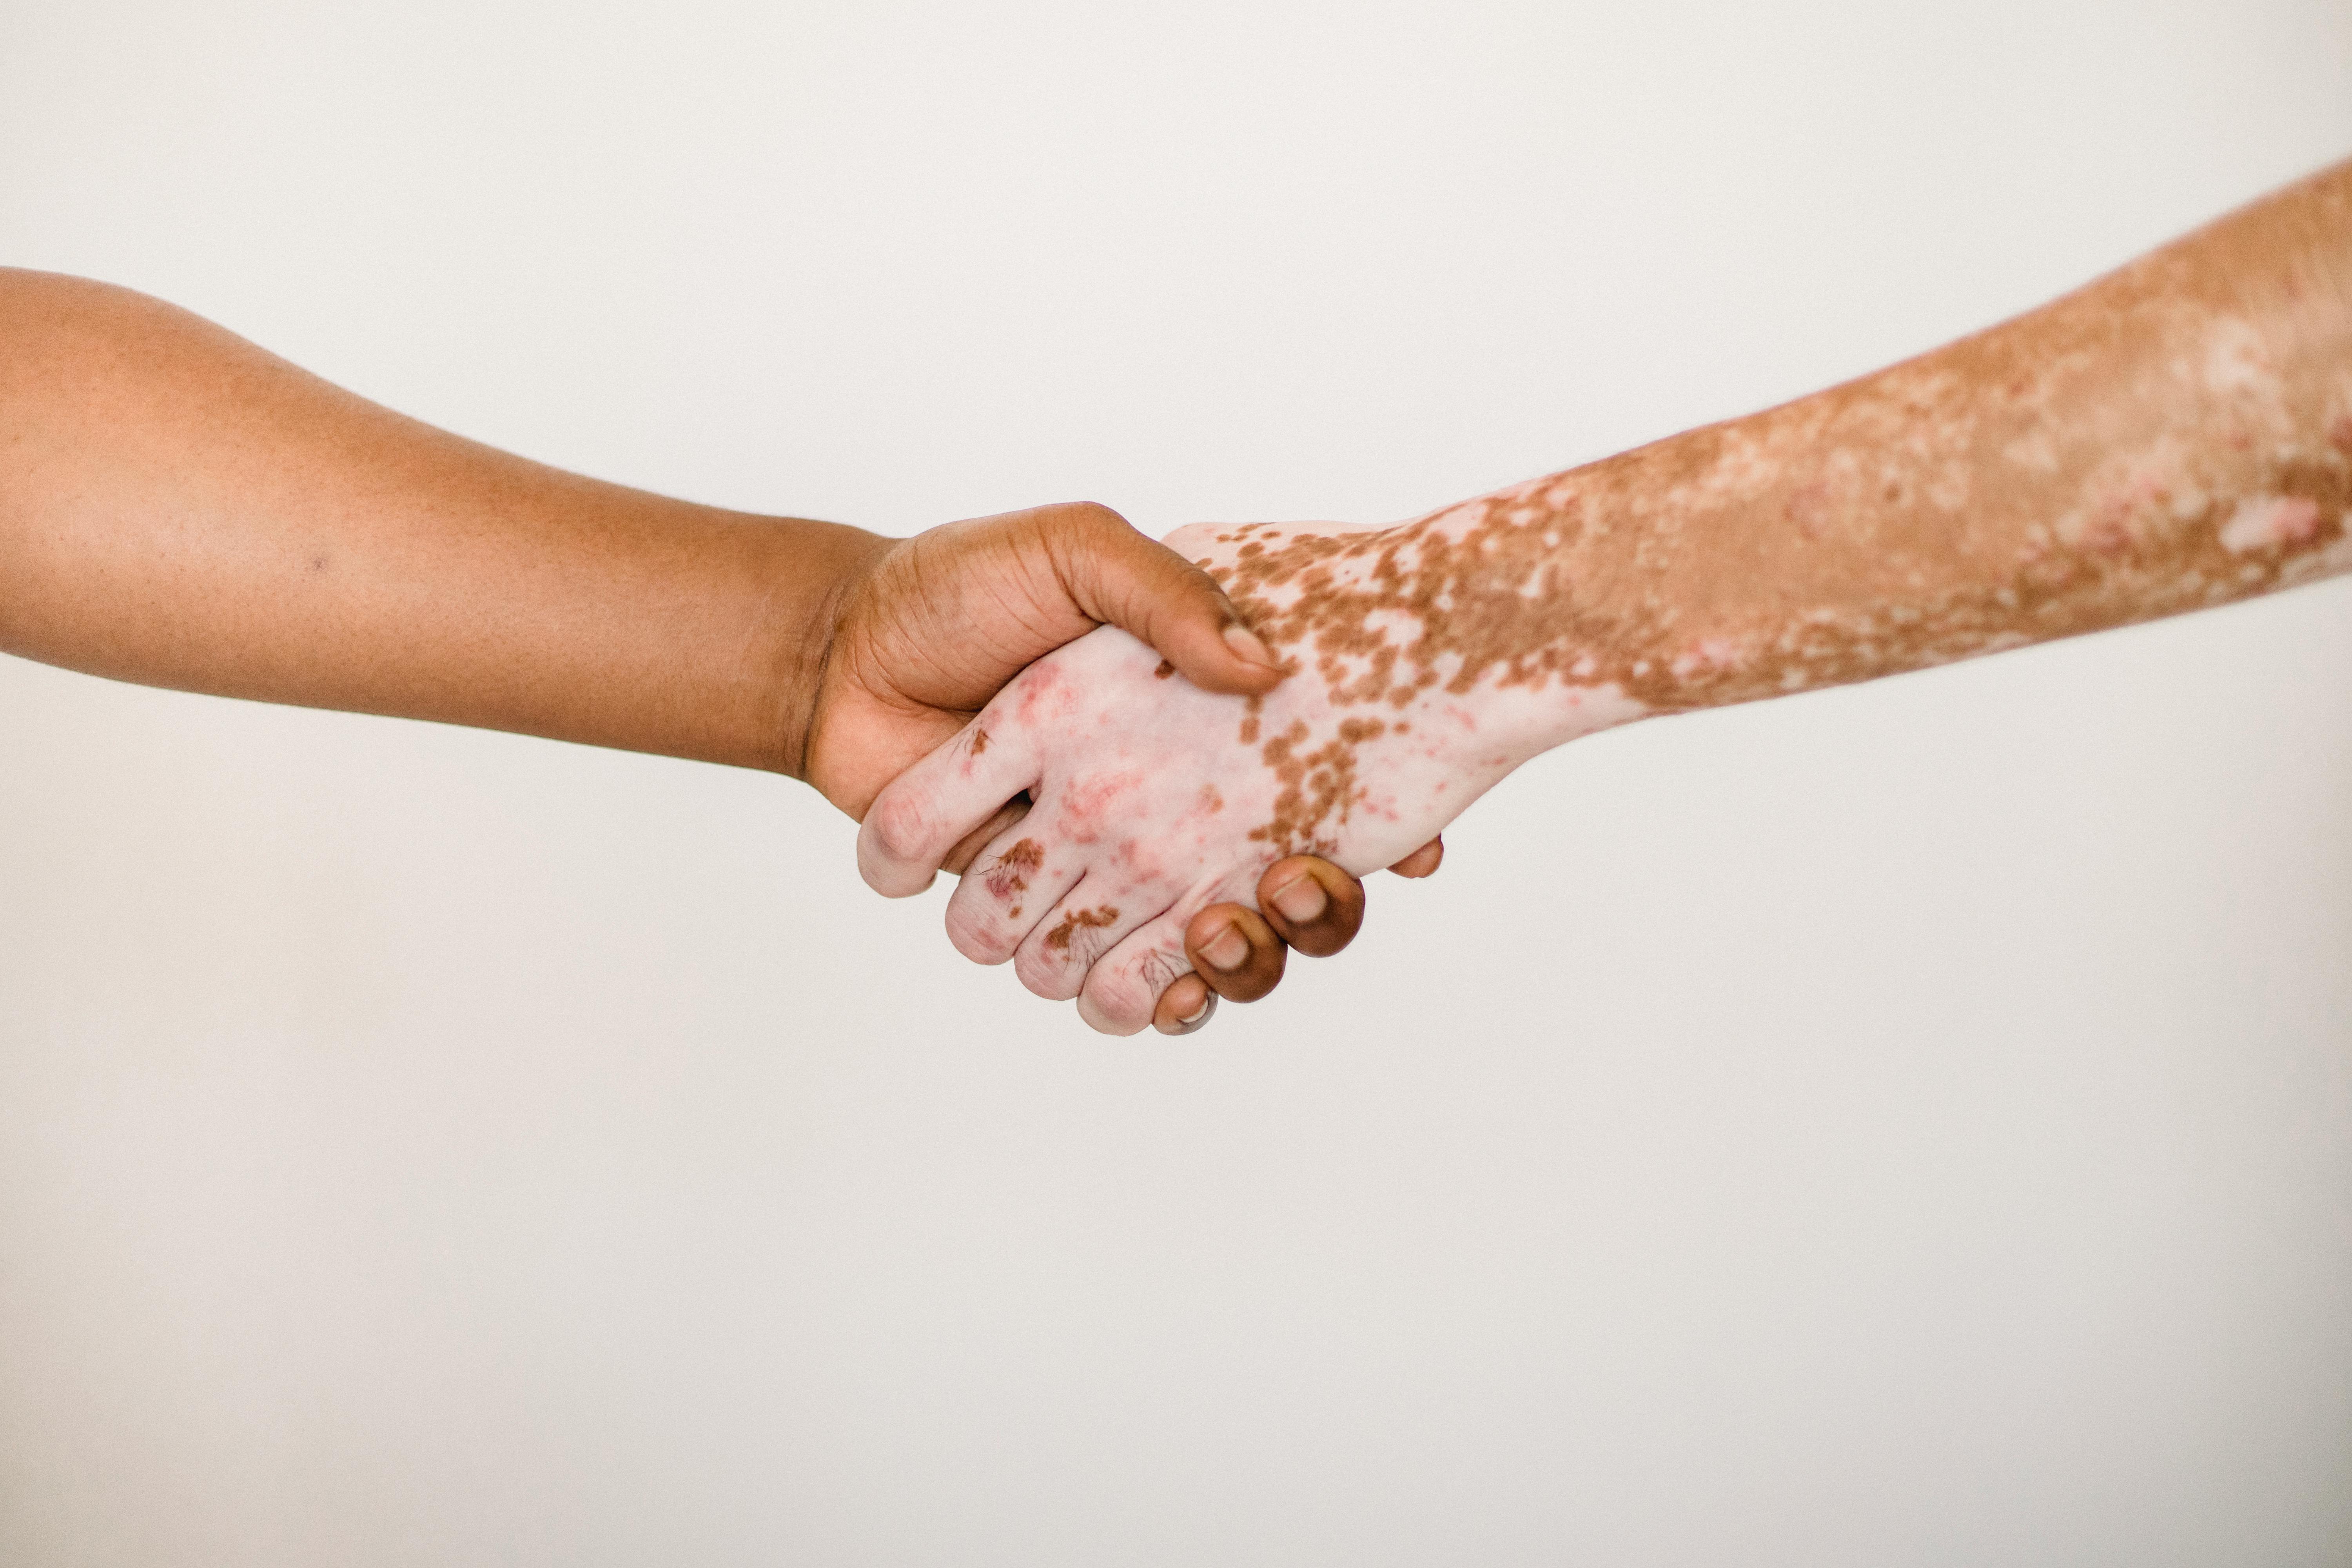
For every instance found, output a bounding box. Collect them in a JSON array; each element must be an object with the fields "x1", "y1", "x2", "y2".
[{"x1": 857, "y1": 157, "x2": 2352, "y2": 1035}]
